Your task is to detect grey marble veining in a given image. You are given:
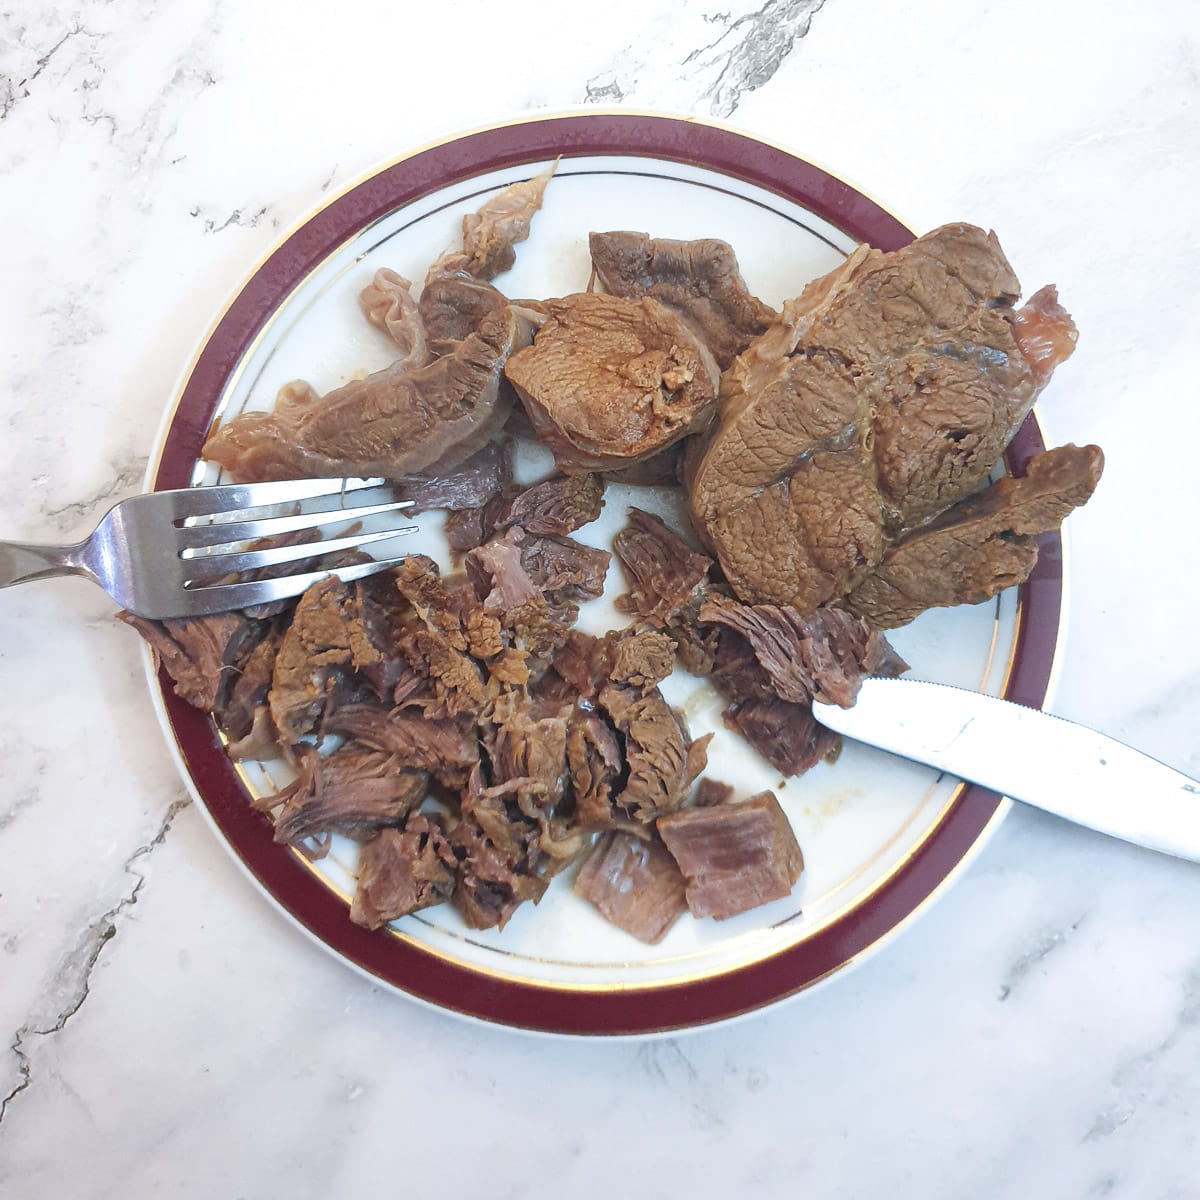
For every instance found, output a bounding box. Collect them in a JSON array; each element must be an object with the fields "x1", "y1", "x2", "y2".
[{"x1": 2, "y1": 0, "x2": 1200, "y2": 1195}]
